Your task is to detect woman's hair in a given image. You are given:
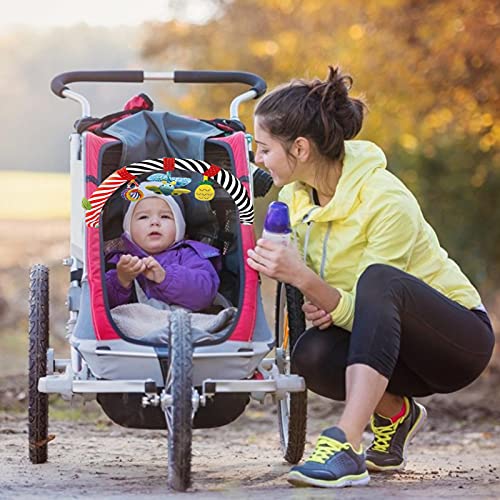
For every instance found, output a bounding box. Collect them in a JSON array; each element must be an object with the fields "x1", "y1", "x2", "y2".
[{"x1": 255, "y1": 66, "x2": 367, "y2": 166}]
